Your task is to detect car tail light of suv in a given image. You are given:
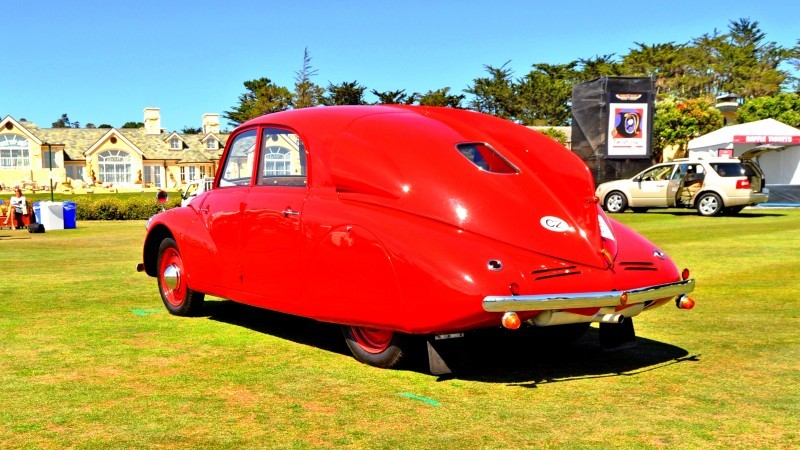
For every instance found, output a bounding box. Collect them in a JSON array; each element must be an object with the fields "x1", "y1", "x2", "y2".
[{"x1": 736, "y1": 178, "x2": 751, "y2": 190}]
